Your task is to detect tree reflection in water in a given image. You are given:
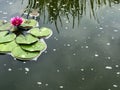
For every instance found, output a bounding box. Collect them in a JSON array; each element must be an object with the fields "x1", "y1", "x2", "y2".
[{"x1": 22, "y1": 0, "x2": 120, "y2": 33}]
